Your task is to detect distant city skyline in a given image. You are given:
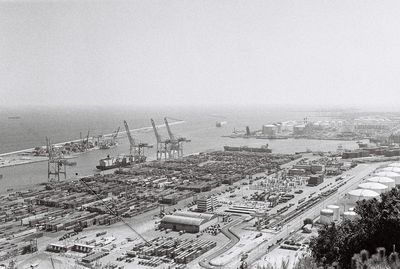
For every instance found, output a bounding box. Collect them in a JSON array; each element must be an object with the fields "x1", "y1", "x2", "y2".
[{"x1": 2, "y1": 0, "x2": 400, "y2": 107}]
